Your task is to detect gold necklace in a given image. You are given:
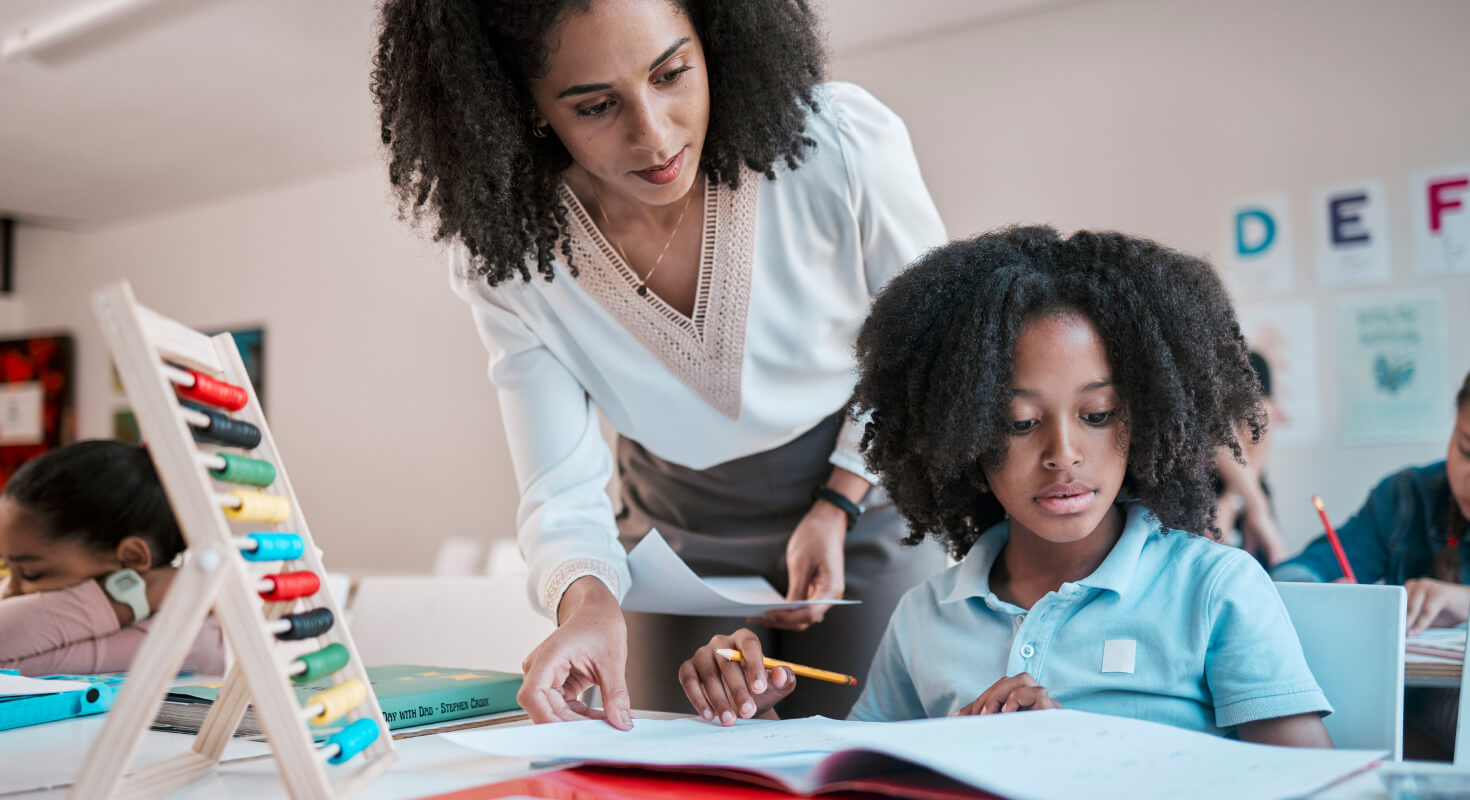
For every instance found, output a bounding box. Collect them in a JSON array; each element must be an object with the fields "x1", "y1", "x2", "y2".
[{"x1": 591, "y1": 177, "x2": 699, "y2": 297}]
